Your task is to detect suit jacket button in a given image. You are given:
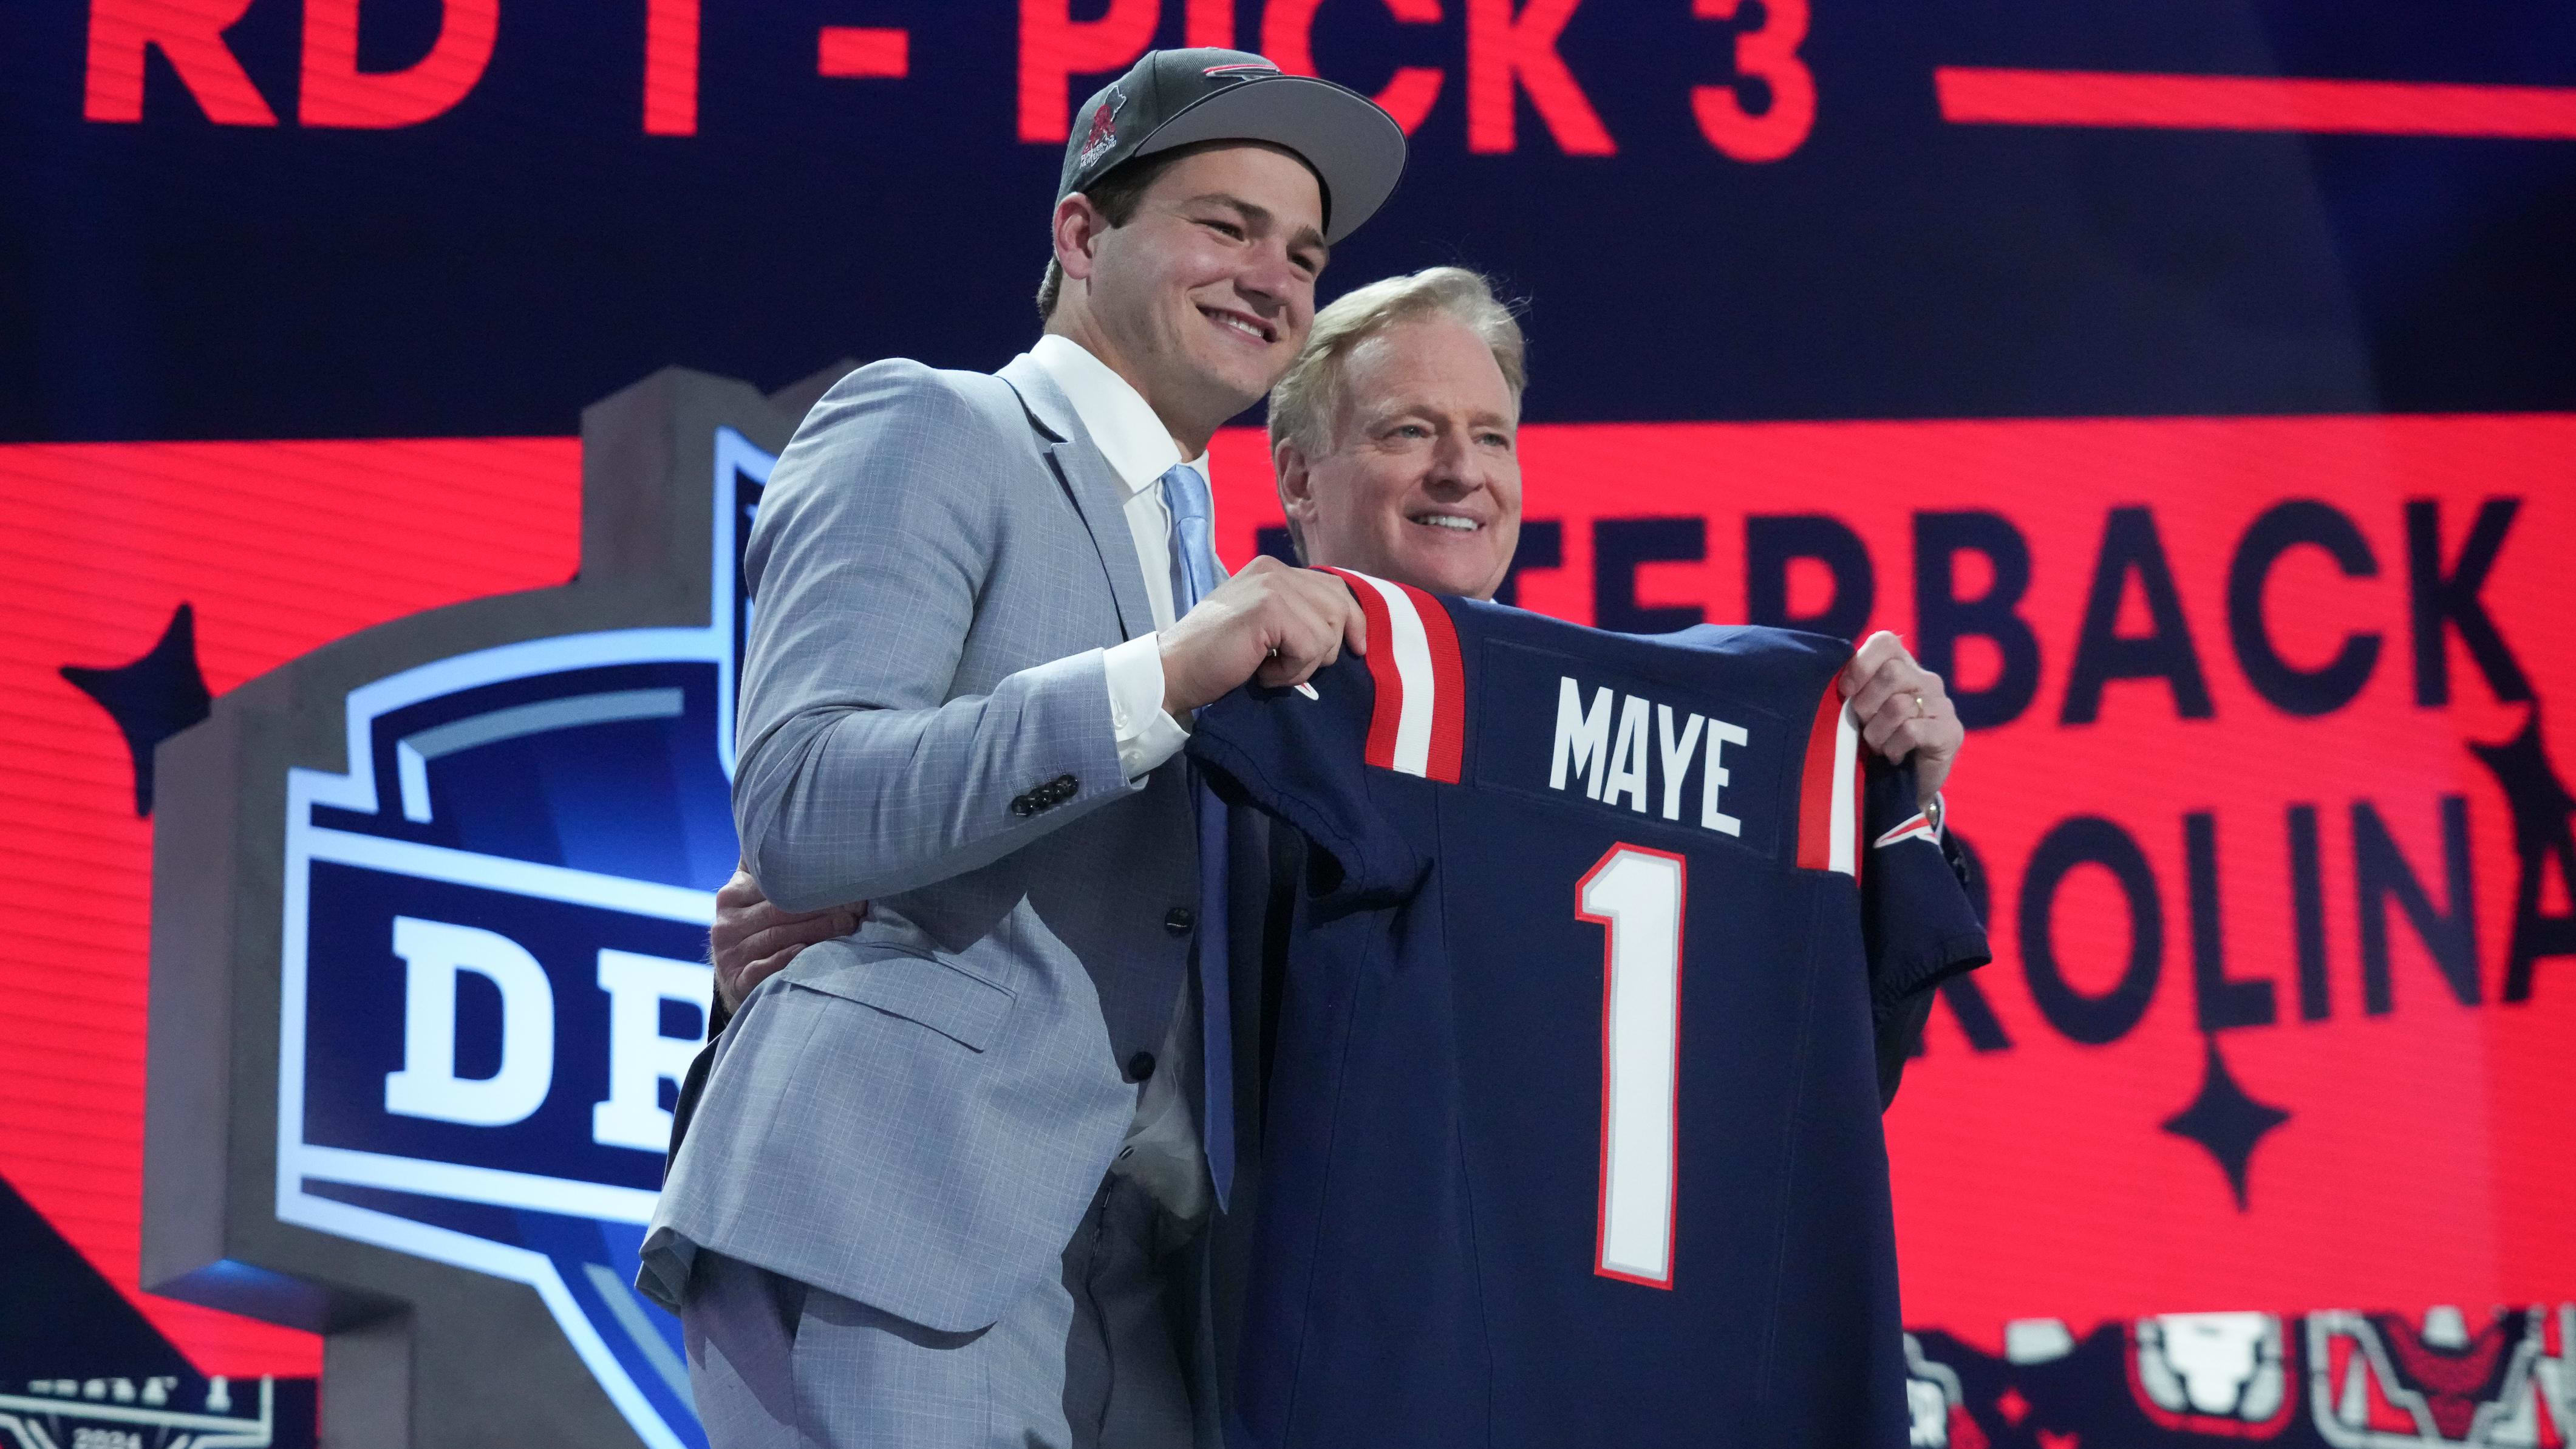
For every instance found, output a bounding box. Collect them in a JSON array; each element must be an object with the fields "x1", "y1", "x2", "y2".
[
  {"x1": 1051, "y1": 773, "x2": 1078, "y2": 794},
  {"x1": 1164, "y1": 907, "x2": 1193, "y2": 936},
  {"x1": 1125, "y1": 1051, "x2": 1155, "y2": 1083},
  {"x1": 1010, "y1": 796, "x2": 1035, "y2": 817}
]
